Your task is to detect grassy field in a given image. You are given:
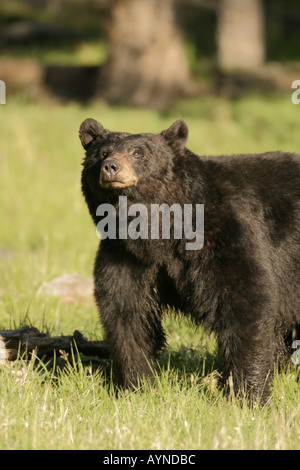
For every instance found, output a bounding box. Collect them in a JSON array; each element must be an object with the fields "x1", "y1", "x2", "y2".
[{"x1": 0, "y1": 93, "x2": 299, "y2": 450}]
